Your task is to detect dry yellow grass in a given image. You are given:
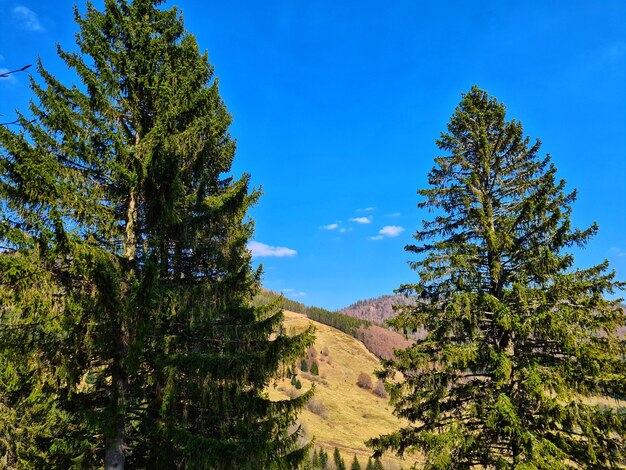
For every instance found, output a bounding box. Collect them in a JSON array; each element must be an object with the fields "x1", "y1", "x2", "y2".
[{"x1": 267, "y1": 310, "x2": 418, "y2": 469}]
